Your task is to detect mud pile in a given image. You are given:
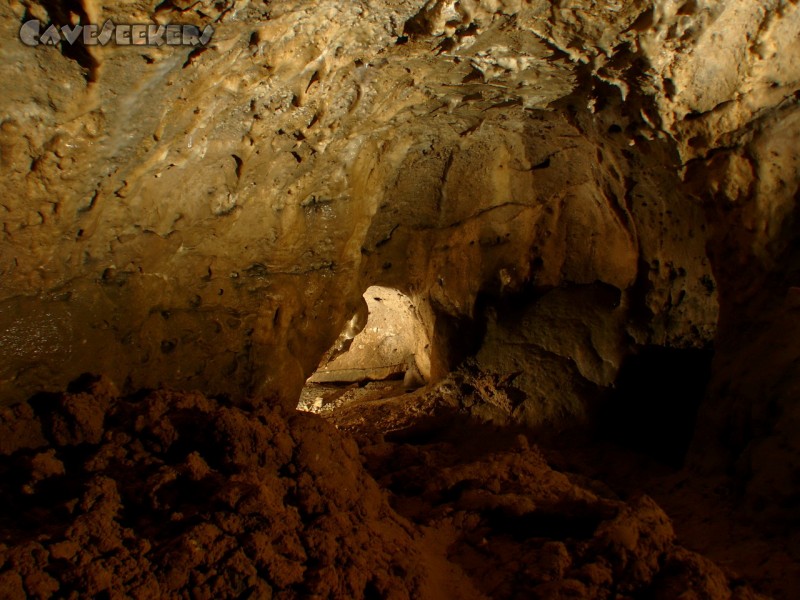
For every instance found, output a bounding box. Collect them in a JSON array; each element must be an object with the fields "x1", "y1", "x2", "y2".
[
  {"x1": 0, "y1": 380, "x2": 768, "y2": 599},
  {"x1": 361, "y1": 433, "x2": 766, "y2": 600},
  {"x1": 0, "y1": 378, "x2": 425, "y2": 599}
]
